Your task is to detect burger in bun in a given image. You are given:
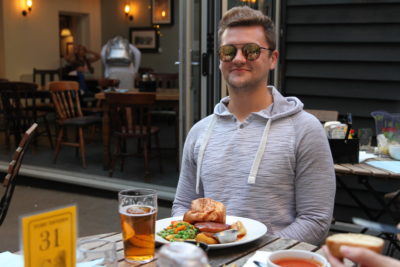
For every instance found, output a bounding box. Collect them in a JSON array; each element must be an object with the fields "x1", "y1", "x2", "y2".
[{"x1": 325, "y1": 233, "x2": 384, "y2": 259}]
